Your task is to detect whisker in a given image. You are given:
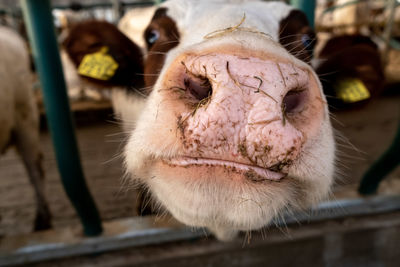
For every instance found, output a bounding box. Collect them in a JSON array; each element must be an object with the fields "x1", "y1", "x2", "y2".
[
  {"x1": 159, "y1": 40, "x2": 179, "y2": 46},
  {"x1": 136, "y1": 73, "x2": 160, "y2": 77},
  {"x1": 146, "y1": 51, "x2": 168, "y2": 56}
]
